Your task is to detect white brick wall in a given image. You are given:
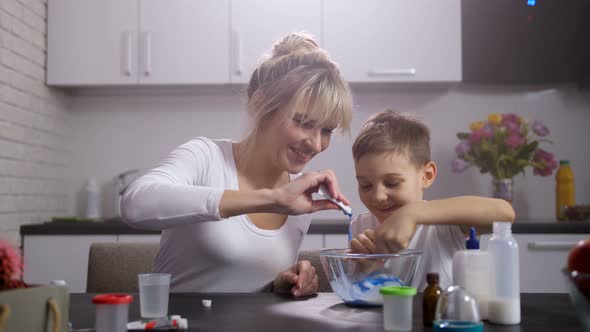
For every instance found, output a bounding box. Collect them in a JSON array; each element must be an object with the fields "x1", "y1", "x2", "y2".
[{"x1": 0, "y1": 0, "x2": 71, "y2": 246}]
